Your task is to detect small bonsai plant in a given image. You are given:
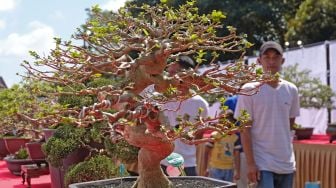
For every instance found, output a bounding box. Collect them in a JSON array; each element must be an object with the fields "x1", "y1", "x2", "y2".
[
  {"x1": 64, "y1": 155, "x2": 123, "y2": 187},
  {"x1": 13, "y1": 147, "x2": 29, "y2": 159},
  {"x1": 3, "y1": 147, "x2": 33, "y2": 175},
  {"x1": 292, "y1": 123, "x2": 314, "y2": 140},
  {"x1": 42, "y1": 124, "x2": 88, "y2": 167},
  {"x1": 20, "y1": 1, "x2": 277, "y2": 187}
]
